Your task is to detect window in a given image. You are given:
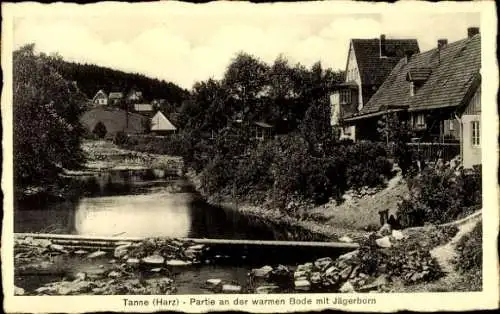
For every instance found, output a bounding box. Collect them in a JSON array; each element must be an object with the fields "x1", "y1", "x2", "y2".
[
  {"x1": 410, "y1": 82, "x2": 415, "y2": 97},
  {"x1": 340, "y1": 89, "x2": 351, "y2": 104},
  {"x1": 449, "y1": 120, "x2": 454, "y2": 131},
  {"x1": 471, "y1": 121, "x2": 480, "y2": 146},
  {"x1": 413, "y1": 113, "x2": 426, "y2": 128}
]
